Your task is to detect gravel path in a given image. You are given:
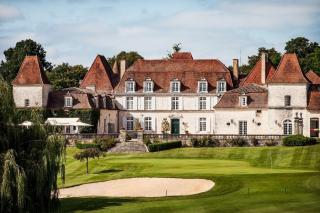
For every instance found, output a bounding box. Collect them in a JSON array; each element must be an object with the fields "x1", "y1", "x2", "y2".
[{"x1": 59, "y1": 177, "x2": 215, "y2": 198}]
